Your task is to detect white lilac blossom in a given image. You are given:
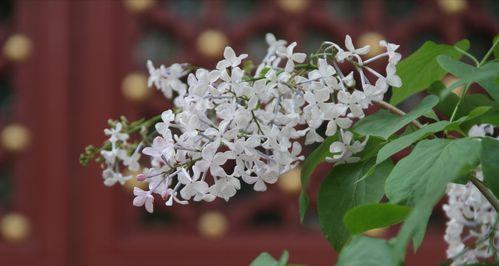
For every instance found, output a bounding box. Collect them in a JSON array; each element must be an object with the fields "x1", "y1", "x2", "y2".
[
  {"x1": 147, "y1": 61, "x2": 188, "y2": 99},
  {"x1": 444, "y1": 124, "x2": 498, "y2": 266},
  {"x1": 99, "y1": 33, "x2": 402, "y2": 212},
  {"x1": 335, "y1": 35, "x2": 370, "y2": 63},
  {"x1": 100, "y1": 122, "x2": 136, "y2": 186},
  {"x1": 280, "y1": 42, "x2": 307, "y2": 73},
  {"x1": 133, "y1": 187, "x2": 154, "y2": 213},
  {"x1": 326, "y1": 130, "x2": 367, "y2": 165}
]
